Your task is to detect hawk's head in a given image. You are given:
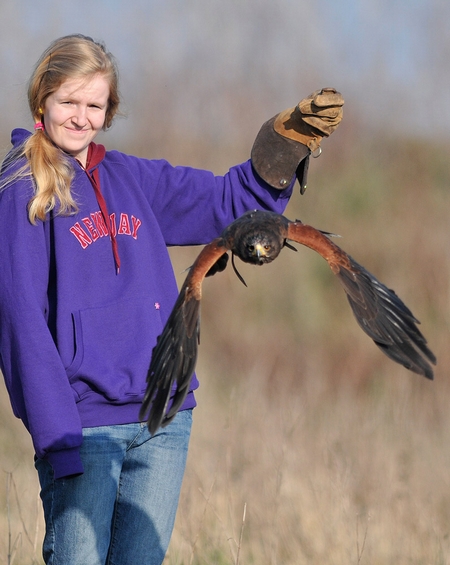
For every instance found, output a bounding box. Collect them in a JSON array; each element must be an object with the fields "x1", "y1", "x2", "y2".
[{"x1": 237, "y1": 231, "x2": 284, "y2": 265}]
